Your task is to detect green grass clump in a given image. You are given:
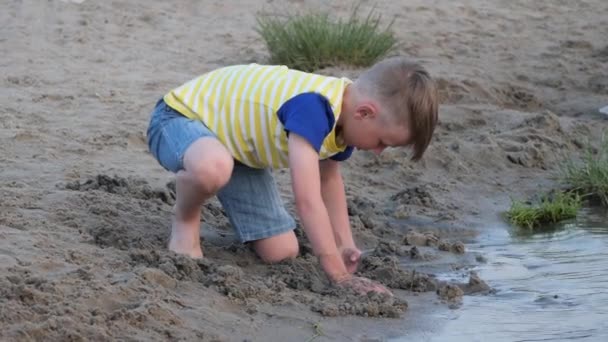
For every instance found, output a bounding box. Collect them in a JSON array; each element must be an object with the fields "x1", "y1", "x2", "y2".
[
  {"x1": 560, "y1": 135, "x2": 608, "y2": 206},
  {"x1": 506, "y1": 192, "x2": 582, "y2": 229},
  {"x1": 255, "y1": 6, "x2": 397, "y2": 71}
]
